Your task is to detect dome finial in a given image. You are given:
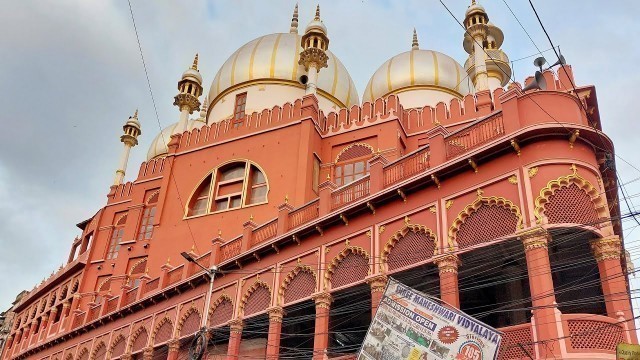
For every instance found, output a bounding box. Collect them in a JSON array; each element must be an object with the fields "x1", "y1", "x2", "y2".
[
  {"x1": 132, "y1": 109, "x2": 138, "y2": 119},
  {"x1": 314, "y1": 4, "x2": 321, "y2": 21},
  {"x1": 412, "y1": 28, "x2": 419, "y2": 50},
  {"x1": 191, "y1": 53, "x2": 199, "y2": 70},
  {"x1": 471, "y1": 0, "x2": 476, "y2": 4},
  {"x1": 290, "y1": 3, "x2": 299, "y2": 34}
]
